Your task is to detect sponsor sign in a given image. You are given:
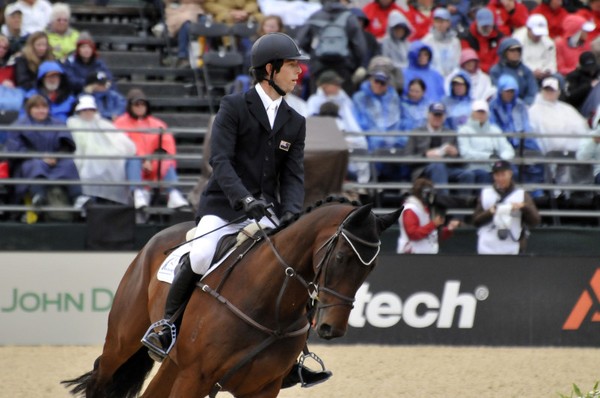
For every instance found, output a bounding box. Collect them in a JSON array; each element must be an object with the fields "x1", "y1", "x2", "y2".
[{"x1": 1, "y1": 252, "x2": 599, "y2": 346}]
